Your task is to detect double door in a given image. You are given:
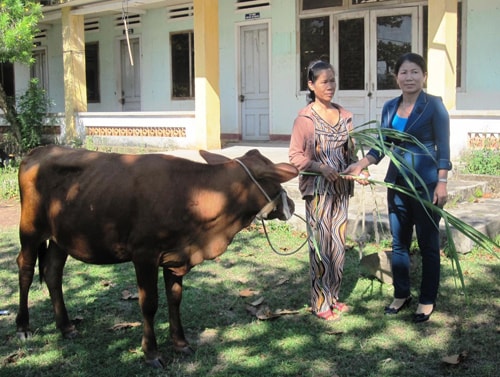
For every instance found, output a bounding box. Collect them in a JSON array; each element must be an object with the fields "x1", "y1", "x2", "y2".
[{"x1": 334, "y1": 7, "x2": 419, "y2": 128}]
